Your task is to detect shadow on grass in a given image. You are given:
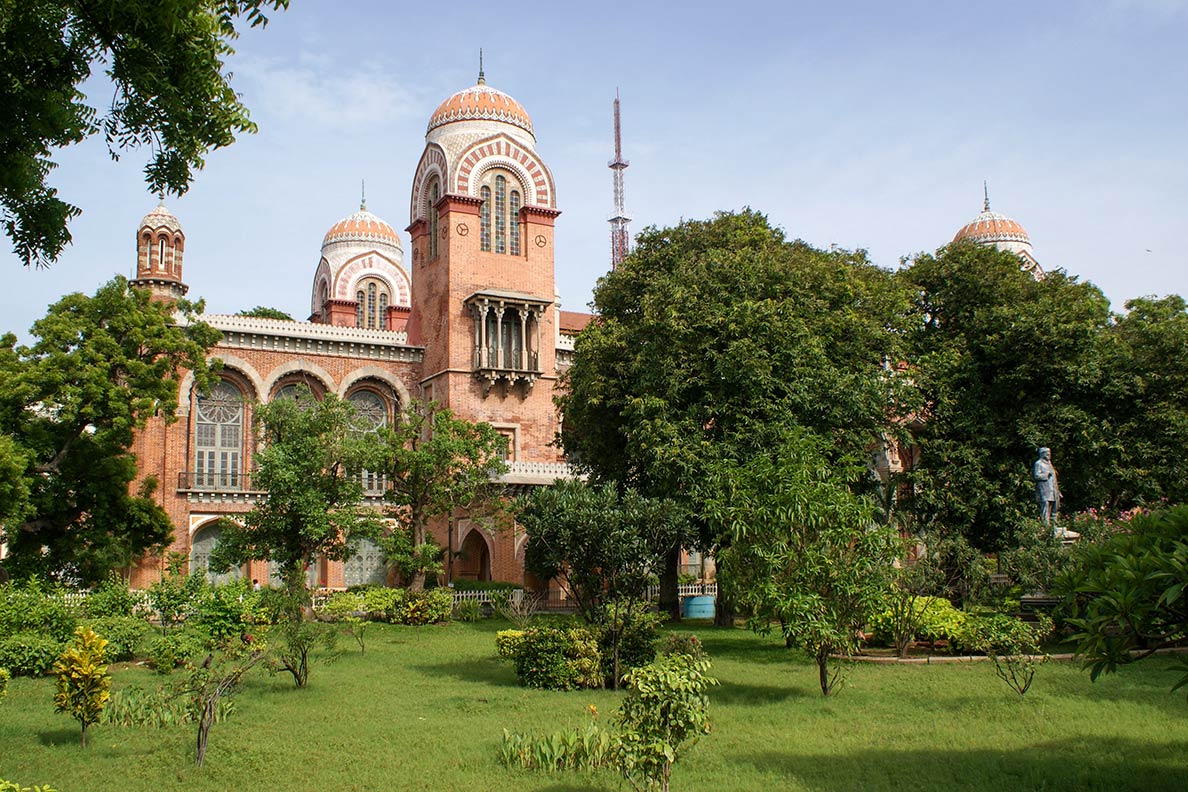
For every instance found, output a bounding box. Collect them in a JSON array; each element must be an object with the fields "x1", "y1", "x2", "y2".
[
  {"x1": 741, "y1": 736, "x2": 1188, "y2": 792},
  {"x1": 713, "y1": 680, "x2": 808, "y2": 705},
  {"x1": 37, "y1": 727, "x2": 80, "y2": 747},
  {"x1": 531, "y1": 784, "x2": 616, "y2": 792},
  {"x1": 411, "y1": 656, "x2": 520, "y2": 687}
]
